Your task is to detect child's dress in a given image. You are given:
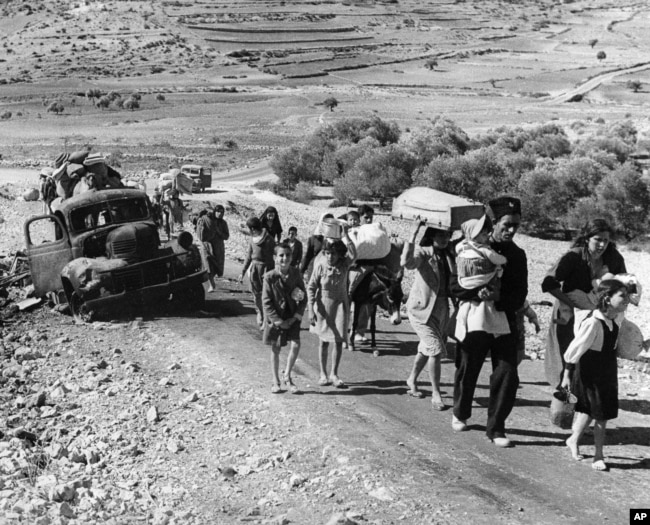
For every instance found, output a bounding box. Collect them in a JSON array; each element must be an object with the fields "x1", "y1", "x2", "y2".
[
  {"x1": 308, "y1": 254, "x2": 353, "y2": 343},
  {"x1": 564, "y1": 310, "x2": 619, "y2": 420},
  {"x1": 242, "y1": 230, "x2": 275, "y2": 325}
]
